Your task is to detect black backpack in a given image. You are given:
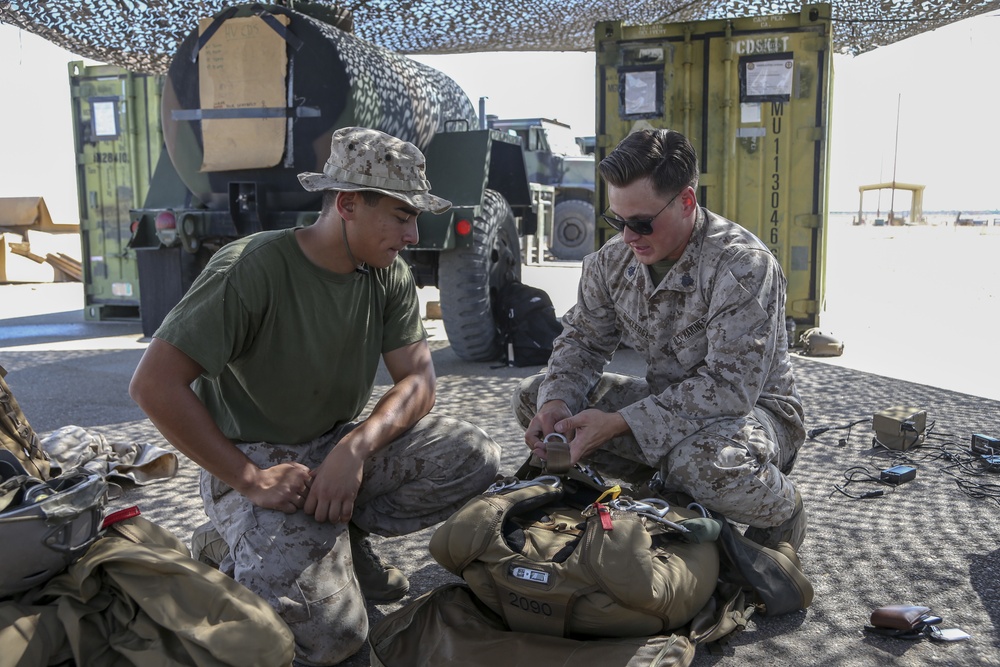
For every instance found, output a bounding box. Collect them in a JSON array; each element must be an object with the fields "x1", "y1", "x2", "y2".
[{"x1": 494, "y1": 282, "x2": 563, "y2": 367}]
